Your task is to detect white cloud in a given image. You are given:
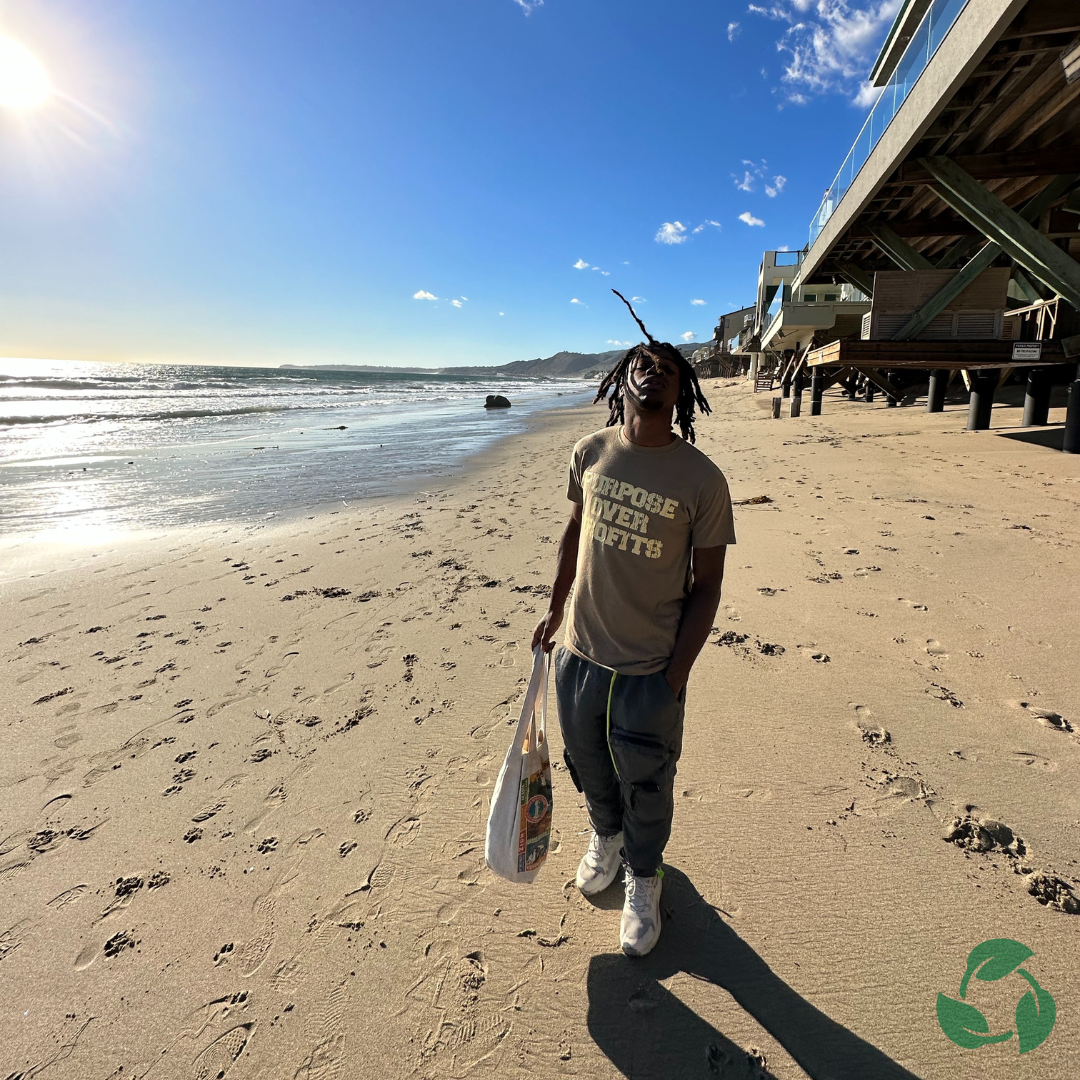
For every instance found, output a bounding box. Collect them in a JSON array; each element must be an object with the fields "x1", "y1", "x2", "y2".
[
  {"x1": 739, "y1": 212, "x2": 766, "y2": 227},
  {"x1": 573, "y1": 258, "x2": 589, "y2": 269},
  {"x1": 631, "y1": 296, "x2": 646, "y2": 302},
  {"x1": 512, "y1": 0, "x2": 544, "y2": 14},
  {"x1": 600, "y1": 270, "x2": 610, "y2": 276},
  {"x1": 750, "y1": 1, "x2": 903, "y2": 105},
  {"x1": 570, "y1": 298, "x2": 584, "y2": 305},
  {"x1": 413, "y1": 290, "x2": 437, "y2": 300},
  {"x1": 728, "y1": 21, "x2": 741, "y2": 42},
  {"x1": 765, "y1": 175, "x2": 787, "y2": 197},
  {"x1": 655, "y1": 221, "x2": 688, "y2": 245},
  {"x1": 691, "y1": 299, "x2": 707, "y2": 306},
  {"x1": 451, "y1": 299, "x2": 463, "y2": 308},
  {"x1": 734, "y1": 171, "x2": 755, "y2": 192},
  {"x1": 681, "y1": 332, "x2": 696, "y2": 342},
  {"x1": 692, "y1": 219, "x2": 723, "y2": 234},
  {"x1": 499, "y1": 311, "x2": 505, "y2": 316},
  {"x1": 607, "y1": 339, "x2": 632, "y2": 346},
  {"x1": 853, "y1": 80, "x2": 885, "y2": 108}
]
